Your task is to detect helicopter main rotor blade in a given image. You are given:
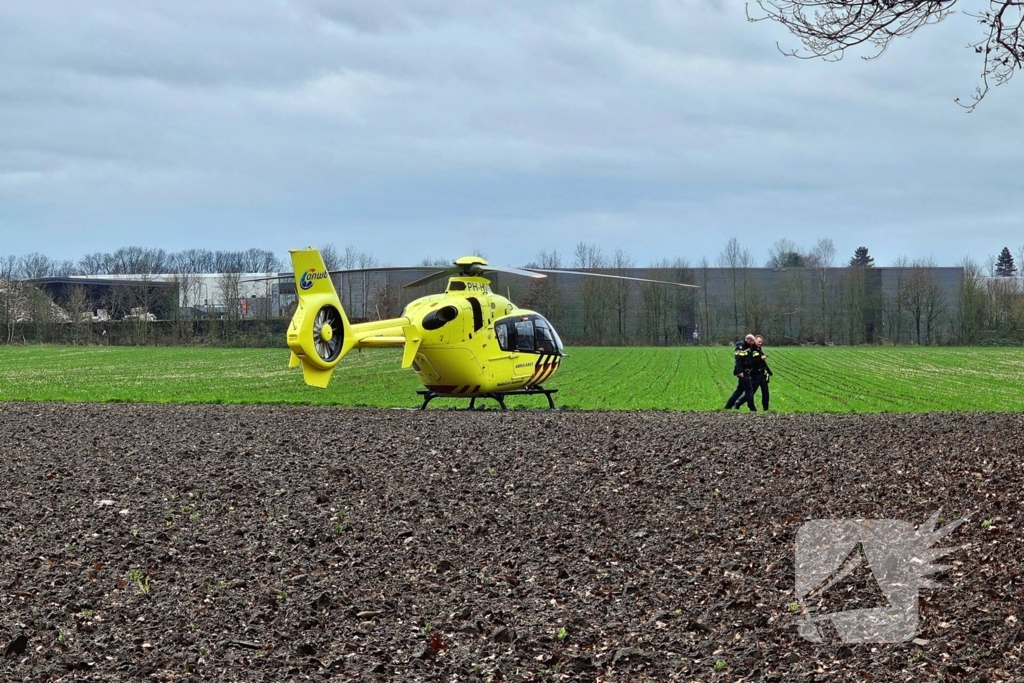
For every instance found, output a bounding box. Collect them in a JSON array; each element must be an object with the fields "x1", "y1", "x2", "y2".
[
  {"x1": 242, "y1": 255, "x2": 696, "y2": 290},
  {"x1": 237, "y1": 274, "x2": 292, "y2": 283},
  {"x1": 480, "y1": 265, "x2": 547, "y2": 279},
  {"x1": 526, "y1": 268, "x2": 699, "y2": 288},
  {"x1": 240, "y1": 265, "x2": 443, "y2": 284},
  {"x1": 402, "y1": 269, "x2": 459, "y2": 290}
]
